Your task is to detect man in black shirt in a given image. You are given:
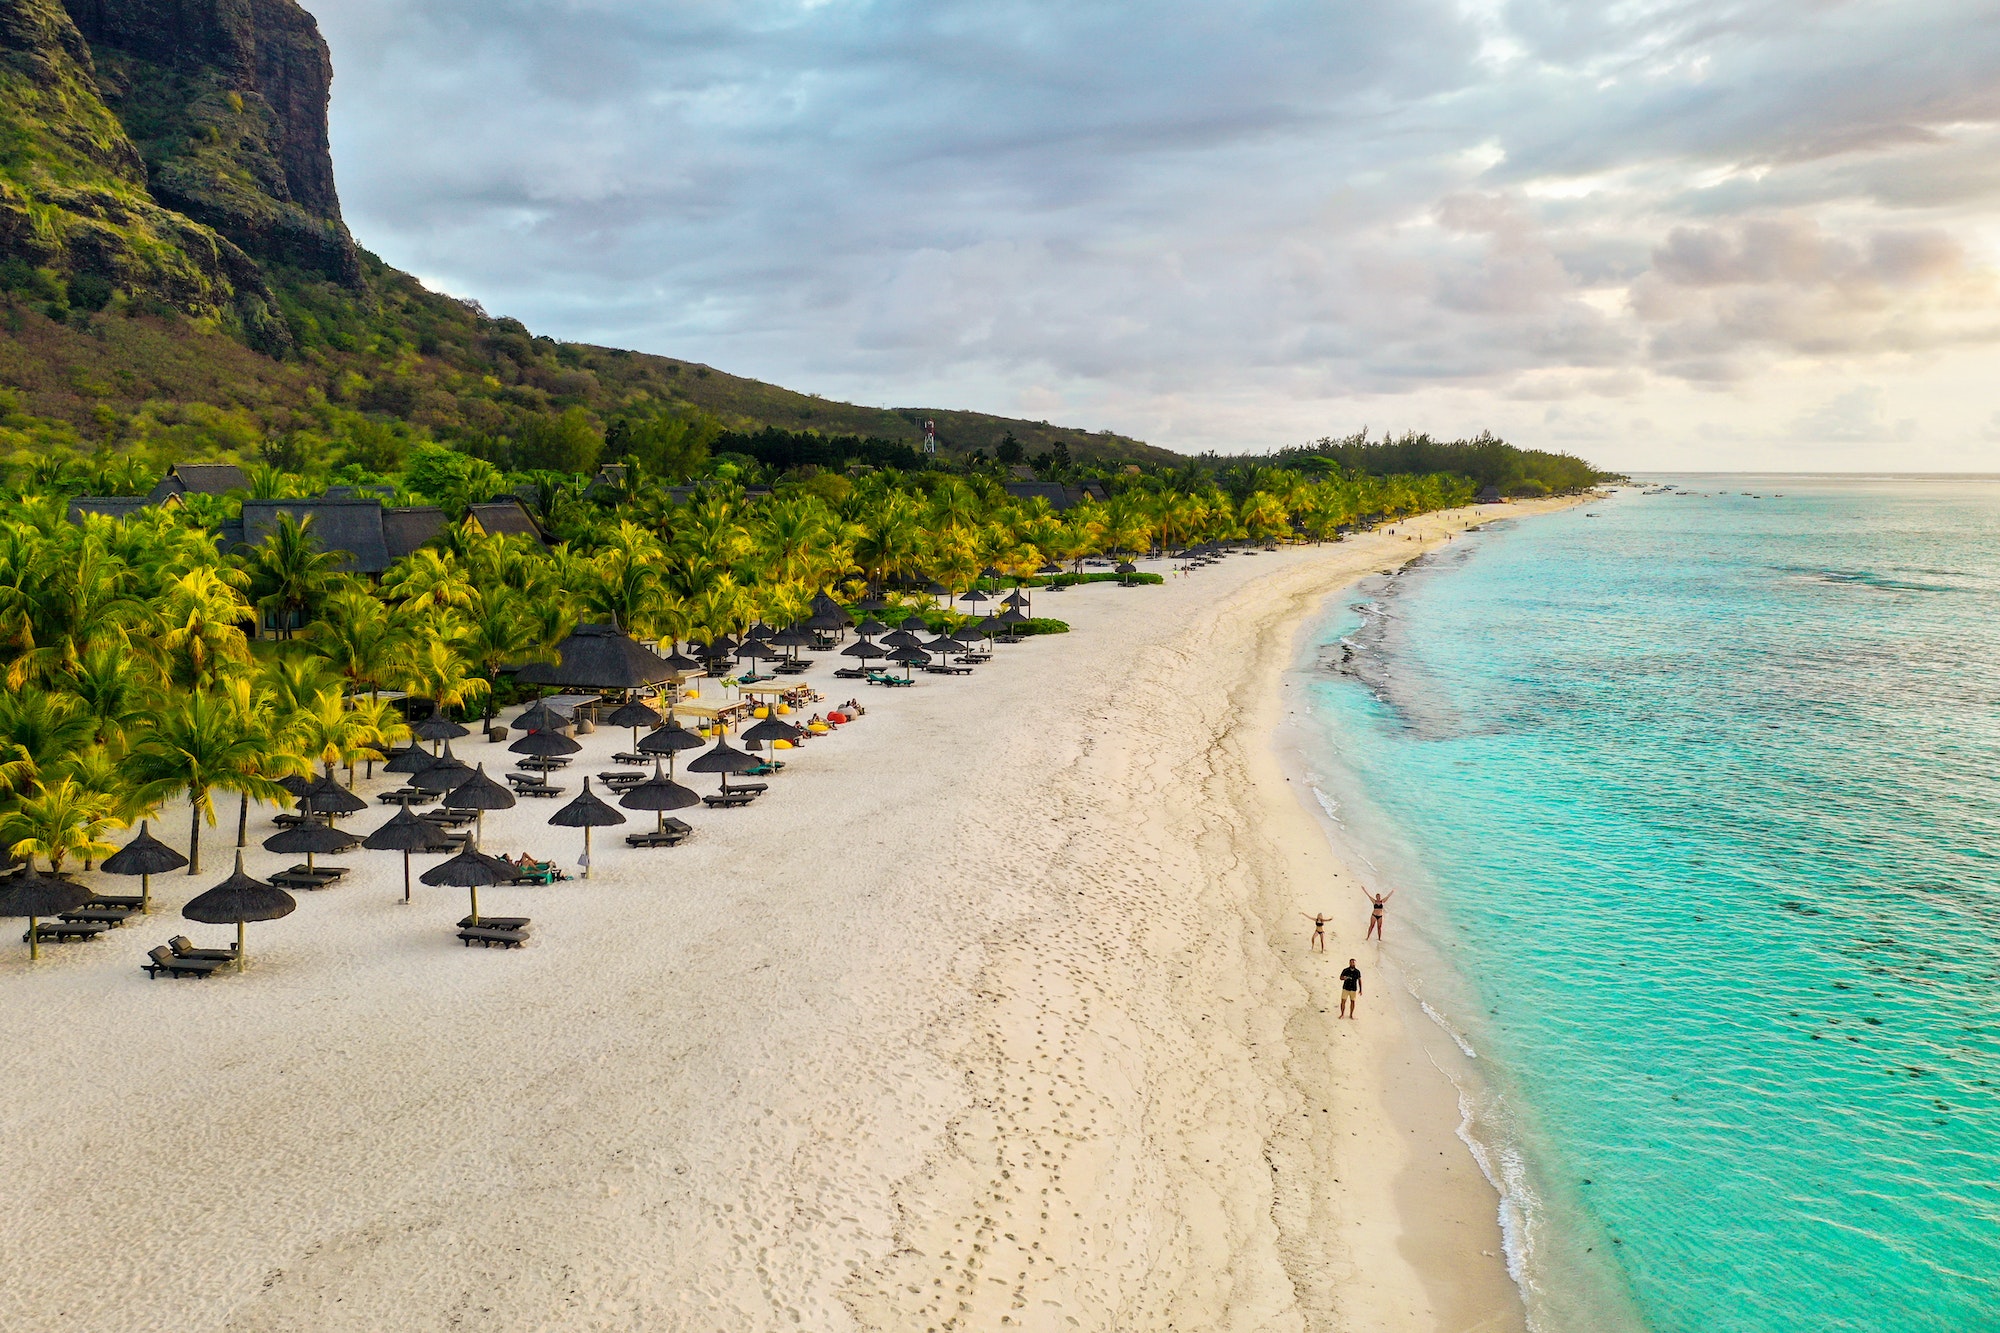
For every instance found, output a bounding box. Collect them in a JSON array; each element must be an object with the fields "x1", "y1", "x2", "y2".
[{"x1": 1338, "y1": 959, "x2": 1362, "y2": 1018}]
